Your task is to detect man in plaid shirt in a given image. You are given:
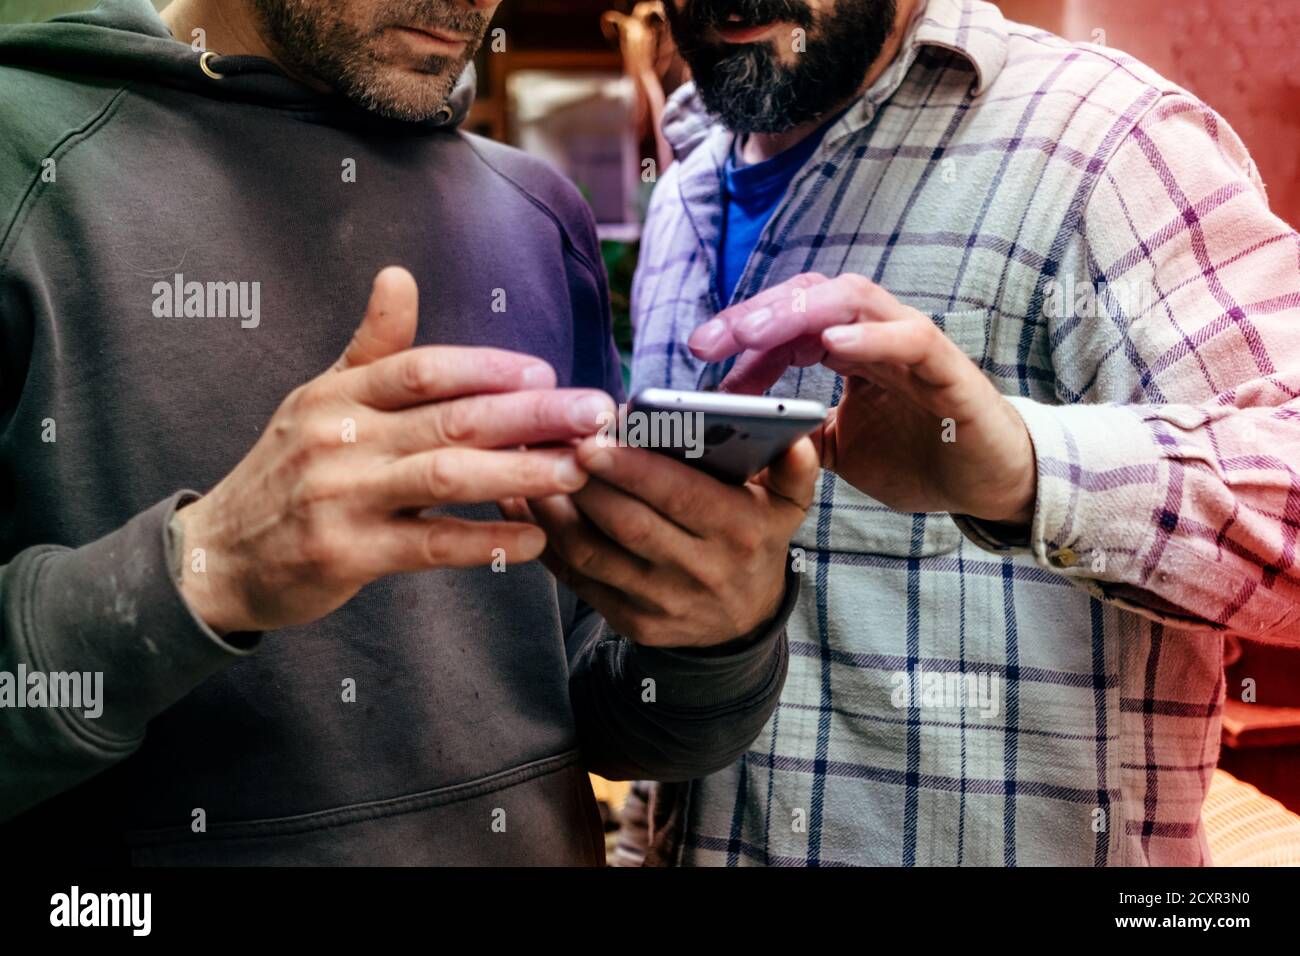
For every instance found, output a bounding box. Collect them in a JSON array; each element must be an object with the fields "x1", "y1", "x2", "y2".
[{"x1": 612, "y1": 0, "x2": 1300, "y2": 865}]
